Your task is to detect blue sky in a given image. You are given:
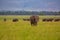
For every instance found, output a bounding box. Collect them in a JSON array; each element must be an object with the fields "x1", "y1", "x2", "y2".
[{"x1": 0, "y1": 0, "x2": 60, "y2": 11}]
